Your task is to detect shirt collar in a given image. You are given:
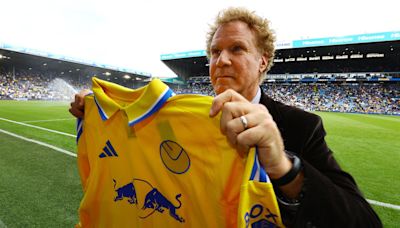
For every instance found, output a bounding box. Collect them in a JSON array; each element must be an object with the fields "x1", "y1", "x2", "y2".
[
  {"x1": 250, "y1": 87, "x2": 261, "y2": 104},
  {"x1": 92, "y1": 77, "x2": 174, "y2": 126}
]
